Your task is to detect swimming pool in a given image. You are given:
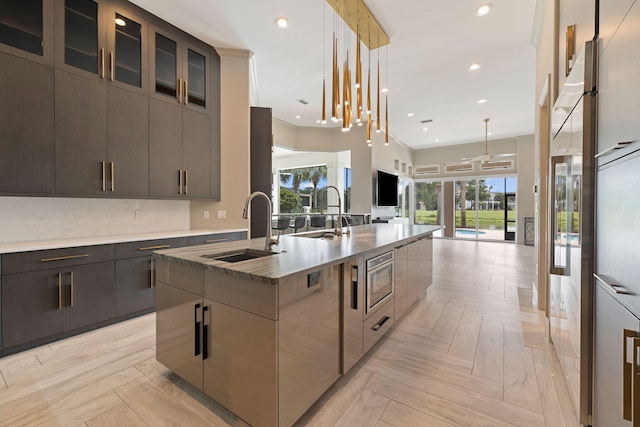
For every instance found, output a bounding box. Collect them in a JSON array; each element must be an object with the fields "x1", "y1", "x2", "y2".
[{"x1": 456, "y1": 229, "x2": 487, "y2": 236}]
